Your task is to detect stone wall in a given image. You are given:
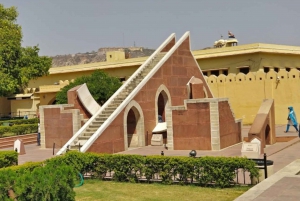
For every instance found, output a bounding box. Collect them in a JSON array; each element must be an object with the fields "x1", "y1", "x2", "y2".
[
  {"x1": 39, "y1": 105, "x2": 81, "y2": 148},
  {"x1": 207, "y1": 69, "x2": 300, "y2": 124},
  {"x1": 172, "y1": 102, "x2": 211, "y2": 150}
]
